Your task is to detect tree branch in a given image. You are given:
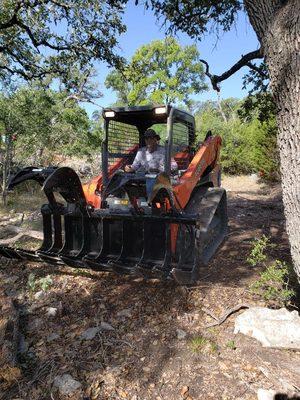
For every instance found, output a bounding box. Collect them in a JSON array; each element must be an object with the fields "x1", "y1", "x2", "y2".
[
  {"x1": 15, "y1": 18, "x2": 70, "y2": 51},
  {"x1": 0, "y1": 3, "x2": 21, "y2": 30},
  {"x1": 246, "y1": 61, "x2": 268, "y2": 79},
  {"x1": 0, "y1": 63, "x2": 54, "y2": 81},
  {"x1": 205, "y1": 303, "x2": 250, "y2": 328},
  {"x1": 200, "y1": 48, "x2": 263, "y2": 91}
]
